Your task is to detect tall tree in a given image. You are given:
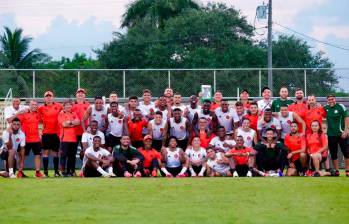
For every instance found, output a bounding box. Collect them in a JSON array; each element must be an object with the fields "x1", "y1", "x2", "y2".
[{"x1": 121, "y1": 0, "x2": 200, "y2": 28}]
